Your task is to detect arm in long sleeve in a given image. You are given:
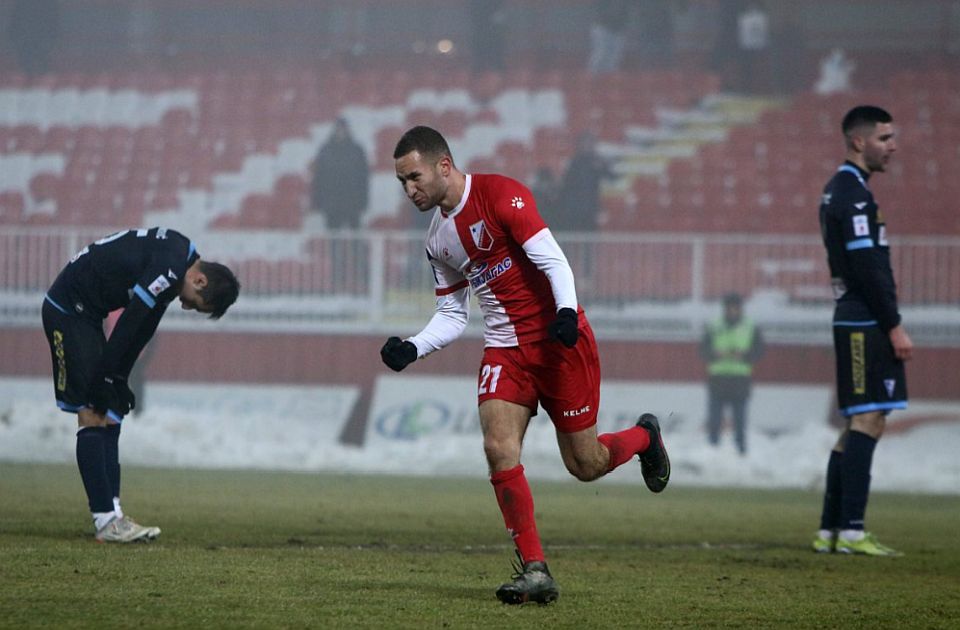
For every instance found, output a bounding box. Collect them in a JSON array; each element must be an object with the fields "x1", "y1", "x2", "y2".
[
  {"x1": 408, "y1": 287, "x2": 470, "y2": 357},
  {"x1": 745, "y1": 326, "x2": 765, "y2": 363},
  {"x1": 113, "y1": 304, "x2": 166, "y2": 379},
  {"x1": 522, "y1": 228, "x2": 578, "y2": 311},
  {"x1": 95, "y1": 297, "x2": 160, "y2": 378},
  {"x1": 847, "y1": 247, "x2": 901, "y2": 332}
]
